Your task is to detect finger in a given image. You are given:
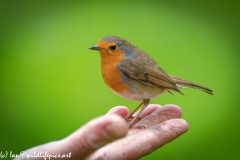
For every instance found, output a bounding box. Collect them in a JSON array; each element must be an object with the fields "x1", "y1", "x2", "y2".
[
  {"x1": 133, "y1": 104, "x2": 162, "y2": 118},
  {"x1": 85, "y1": 118, "x2": 189, "y2": 160},
  {"x1": 61, "y1": 115, "x2": 128, "y2": 159},
  {"x1": 106, "y1": 106, "x2": 129, "y2": 118},
  {"x1": 129, "y1": 104, "x2": 182, "y2": 129},
  {"x1": 133, "y1": 104, "x2": 182, "y2": 129},
  {"x1": 126, "y1": 104, "x2": 162, "y2": 125}
]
